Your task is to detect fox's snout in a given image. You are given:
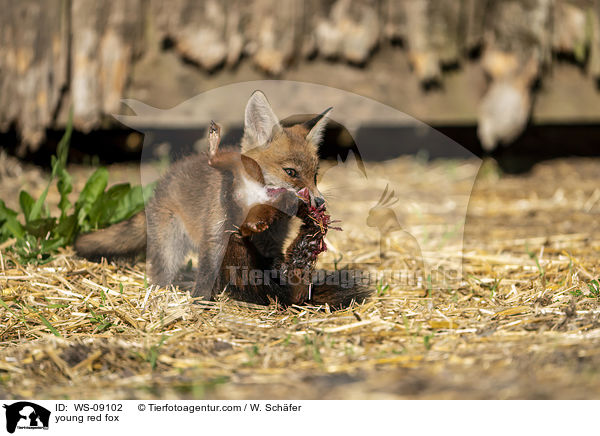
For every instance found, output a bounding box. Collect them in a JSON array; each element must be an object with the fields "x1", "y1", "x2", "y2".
[
  {"x1": 309, "y1": 185, "x2": 325, "y2": 208},
  {"x1": 306, "y1": 190, "x2": 325, "y2": 208},
  {"x1": 295, "y1": 186, "x2": 325, "y2": 208}
]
